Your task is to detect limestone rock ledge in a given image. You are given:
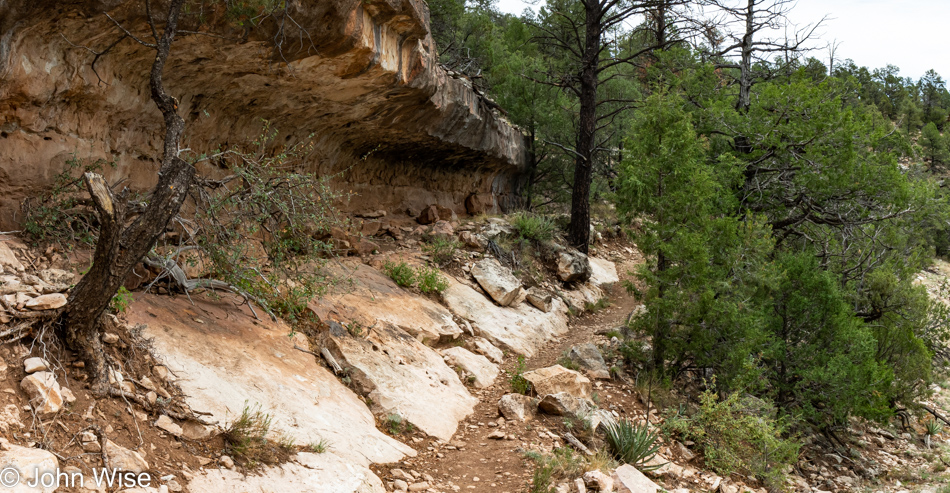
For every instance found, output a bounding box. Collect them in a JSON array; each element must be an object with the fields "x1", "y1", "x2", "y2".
[{"x1": 0, "y1": 0, "x2": 527, "y2": 229}]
